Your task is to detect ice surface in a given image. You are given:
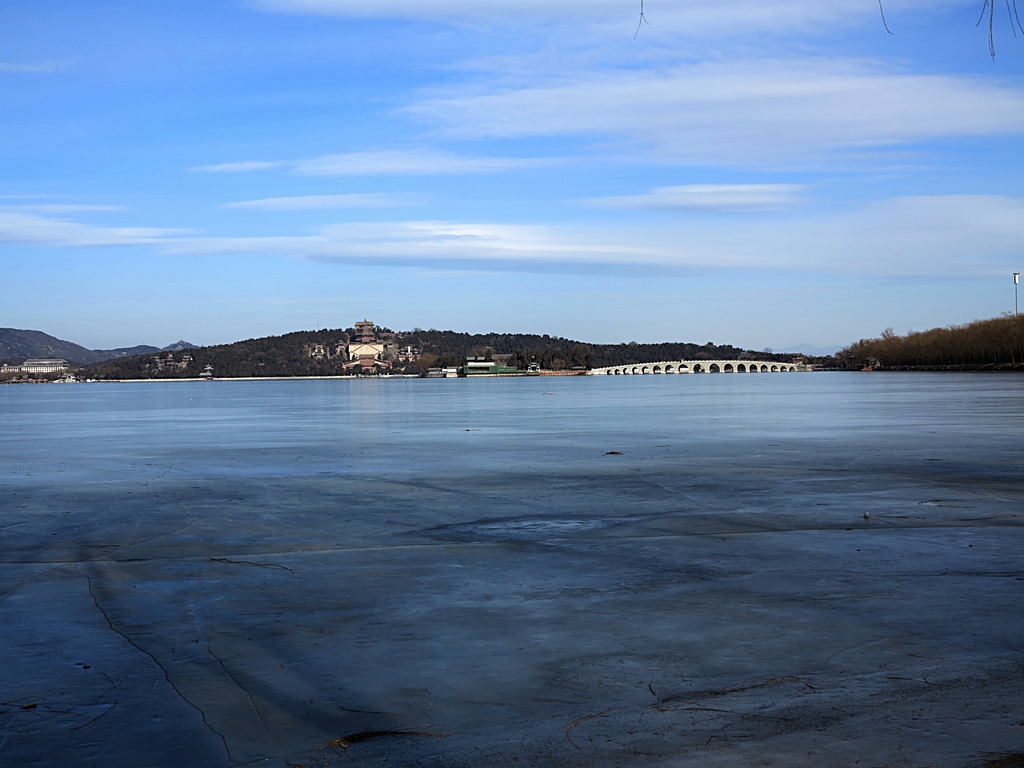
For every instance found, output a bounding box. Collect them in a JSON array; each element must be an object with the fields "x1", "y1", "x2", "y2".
[{"x1": 1, "y1": 374, "x2": 1022, "y2": 767}]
